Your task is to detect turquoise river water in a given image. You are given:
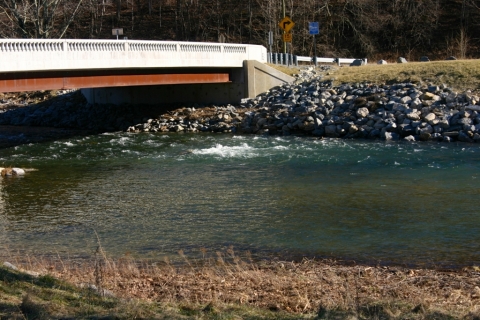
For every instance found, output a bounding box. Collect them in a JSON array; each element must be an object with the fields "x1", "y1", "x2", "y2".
[{"x1": 1, "y1": 133, "x2": 479, "y2": 267}]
